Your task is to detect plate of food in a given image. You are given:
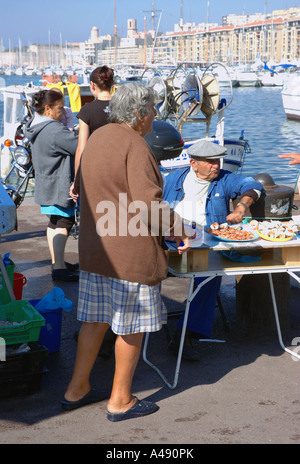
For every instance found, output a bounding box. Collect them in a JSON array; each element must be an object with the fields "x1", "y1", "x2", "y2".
[
  {"x1": 205, "y1": 222, "x2": 258, "y2": 242},
  {"x1": 248, "y1": 219, "x2": 296, "y2": 242},
  {"x1": 256, "y1": 230, "x2": 293, "y2": 242}
]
